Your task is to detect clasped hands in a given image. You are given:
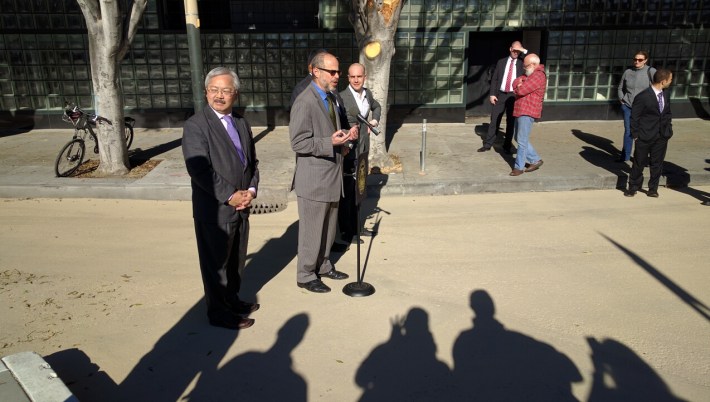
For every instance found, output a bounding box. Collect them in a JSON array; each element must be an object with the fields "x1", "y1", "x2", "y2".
[{"x1": 228, "y1": 189, "x2": 255, "y2": 210}]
